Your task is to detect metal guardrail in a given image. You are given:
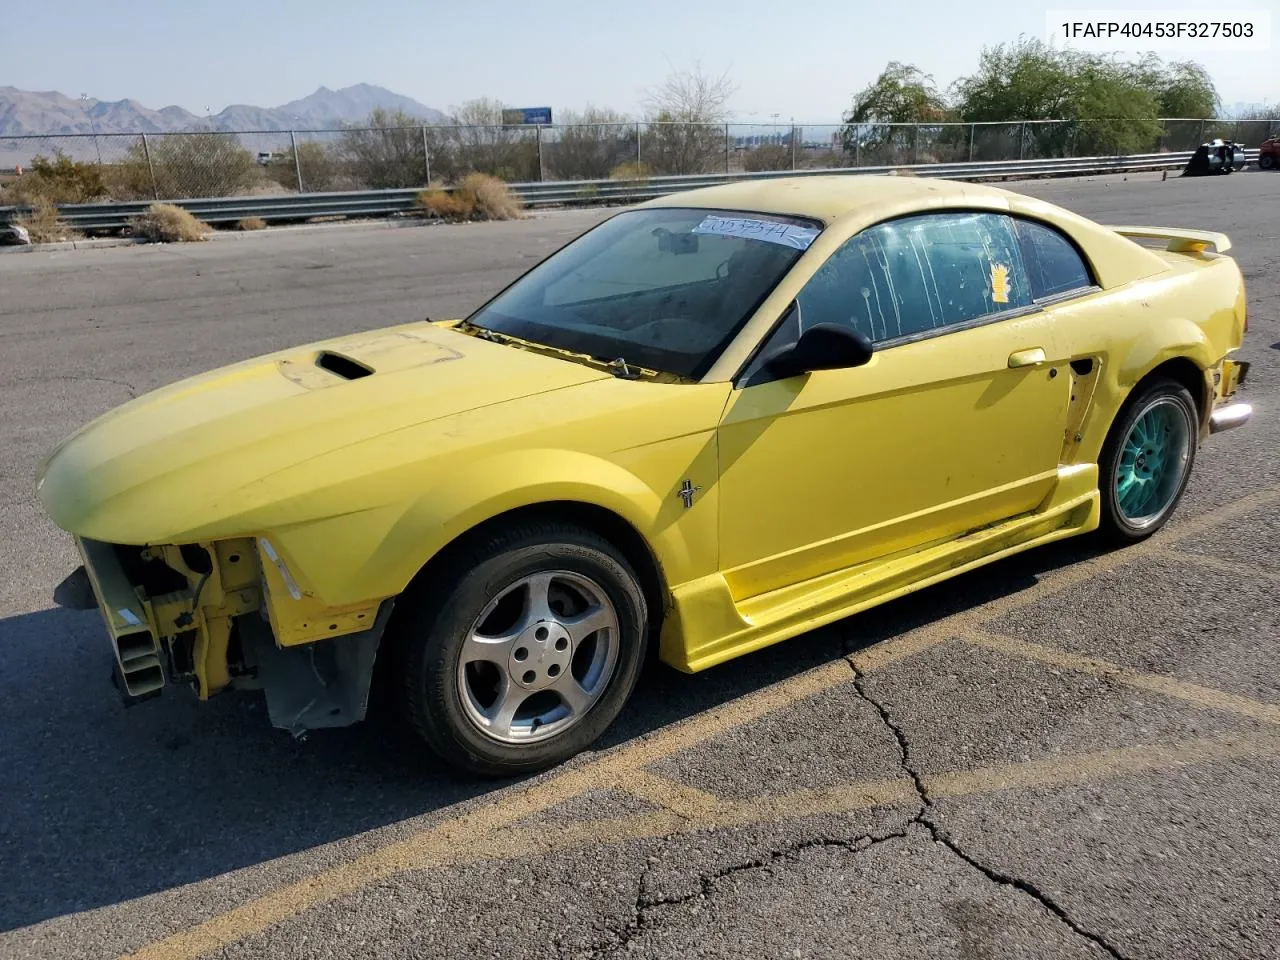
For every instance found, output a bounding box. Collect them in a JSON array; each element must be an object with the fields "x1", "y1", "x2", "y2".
[{"x1": 0, "y1": 149, "x2": 1262, "y2": 232}]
